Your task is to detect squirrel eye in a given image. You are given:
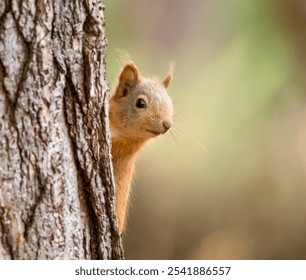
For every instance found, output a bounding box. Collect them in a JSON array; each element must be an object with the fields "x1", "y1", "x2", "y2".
[{"x1": 135, "y1": 98, "x2": 147, "y2": 109}]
